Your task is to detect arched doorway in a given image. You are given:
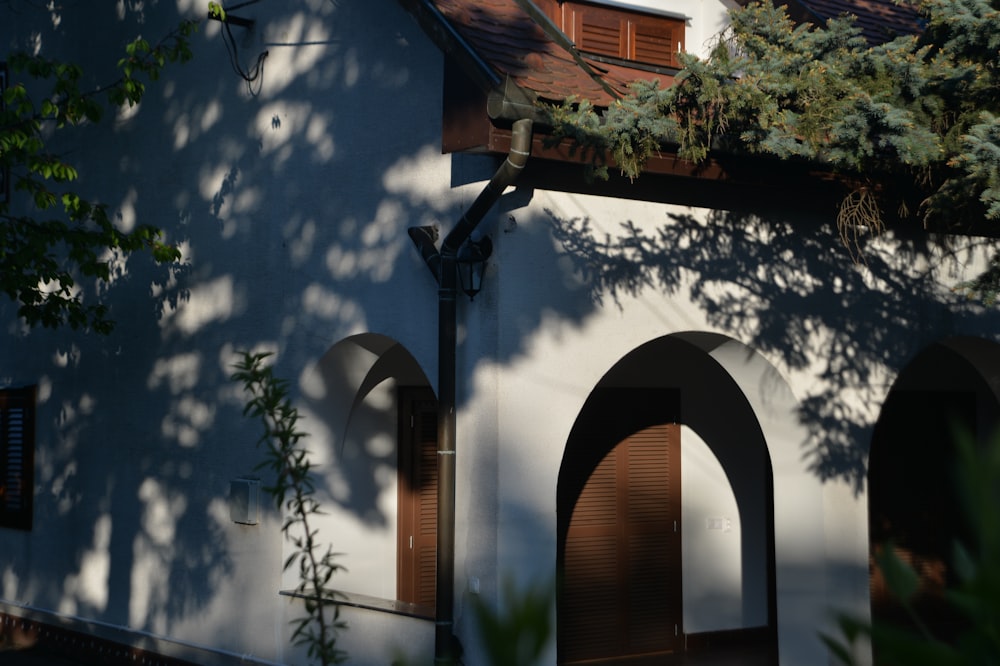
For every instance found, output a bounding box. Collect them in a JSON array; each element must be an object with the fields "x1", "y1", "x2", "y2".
[
  {"x1": 299, "y1": 333, "x2": 437, "y2": 608},
  {"x1": 868, "y1": 337, "x2": 1000, "y2": 646},
  {"x1": 557, "y1": 334, "x2": 778, "y2": 665}
]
